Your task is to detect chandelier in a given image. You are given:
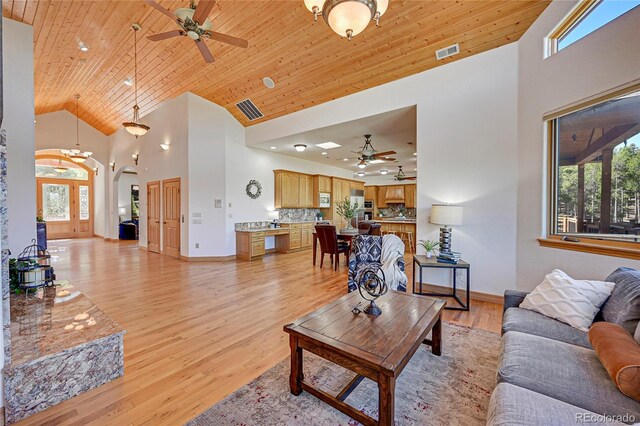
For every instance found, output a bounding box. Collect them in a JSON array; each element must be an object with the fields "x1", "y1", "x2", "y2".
[
  {"x1": 54, "y1": 158, "x2": 68, "y2": 174},
  {"x1": 122, "y1": 24, "x2": 150, "y2": 138},
  {"x1": 304, "y1": 0, "x2": 389, "y2": 40},
  {"x1": 61, "y1": 95, "x2": 92, "y2": 164}
]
